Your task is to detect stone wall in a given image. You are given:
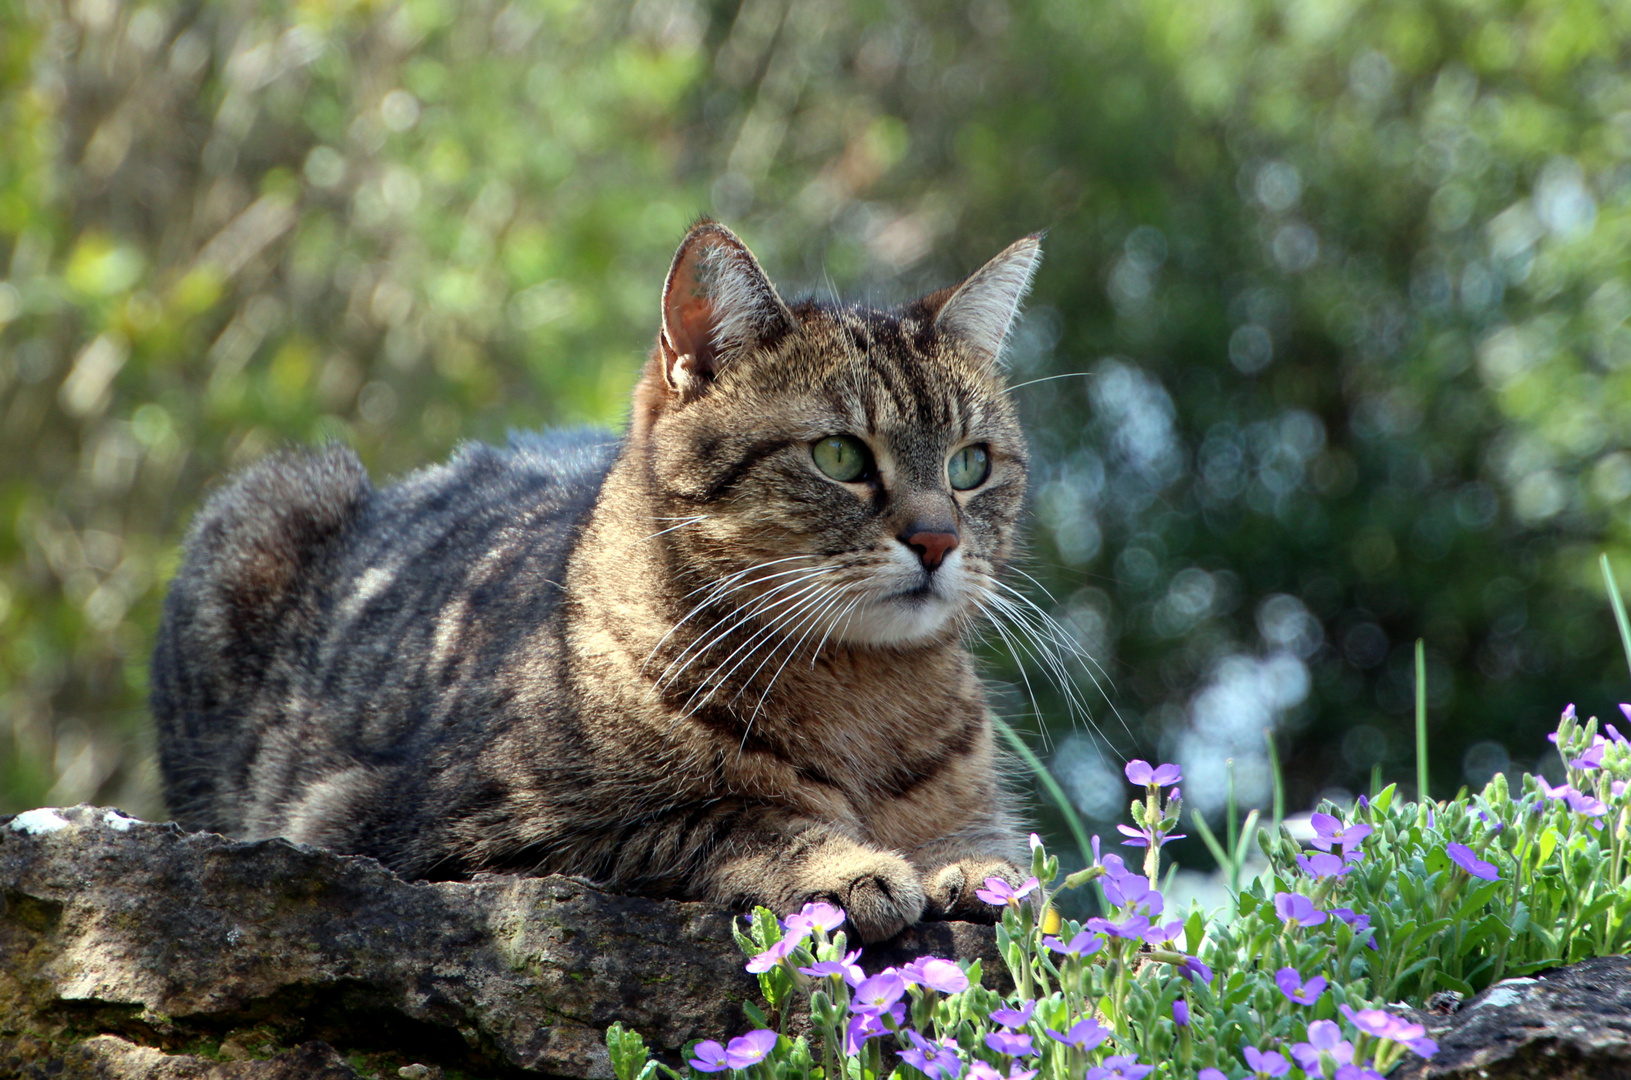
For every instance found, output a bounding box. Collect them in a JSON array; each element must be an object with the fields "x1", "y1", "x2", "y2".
[{"x1": 0, "y1": 806, "x2": 999, "y2": 1079}]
